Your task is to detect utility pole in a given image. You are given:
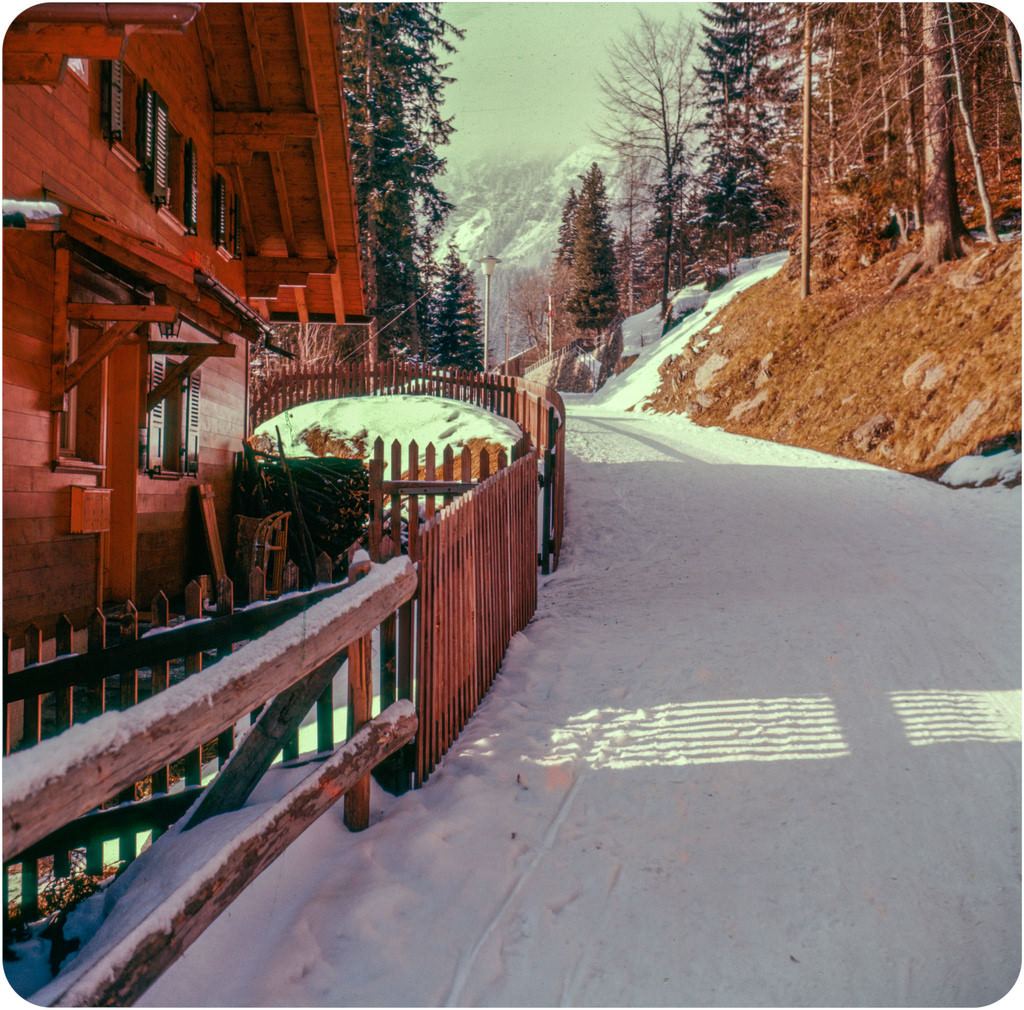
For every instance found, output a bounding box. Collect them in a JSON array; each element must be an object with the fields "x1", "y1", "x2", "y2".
[
  {"x1": 479, "y1": 255, "x2": 500, "y2": 371},
  {"x1": 504, "y1": 288, "x2": 511, "y2": 375}
]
